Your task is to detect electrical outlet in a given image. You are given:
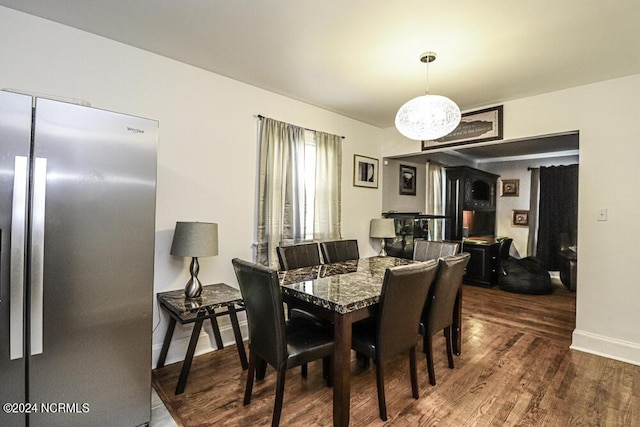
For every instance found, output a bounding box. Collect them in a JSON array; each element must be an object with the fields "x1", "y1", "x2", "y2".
[{"x1": 597, "y1": 208, "x2": 608, "y2": 221}]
